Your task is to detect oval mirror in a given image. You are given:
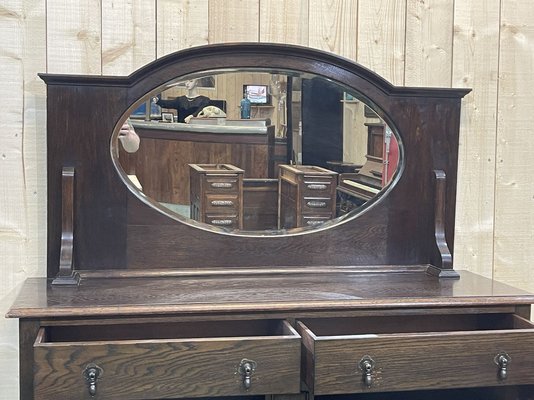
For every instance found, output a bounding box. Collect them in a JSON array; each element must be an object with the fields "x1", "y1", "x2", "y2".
[{"x1": 113, "y1": 68, "x2": 402, "y2": 235}]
